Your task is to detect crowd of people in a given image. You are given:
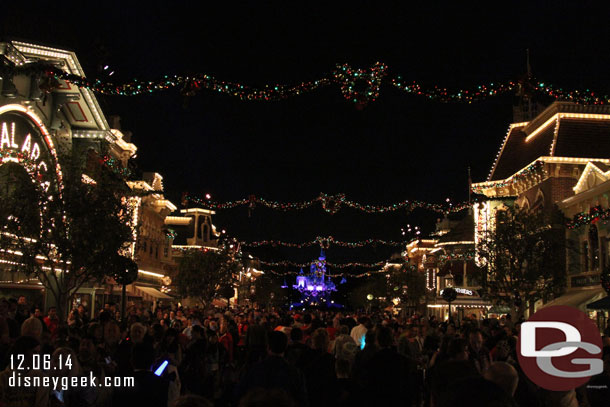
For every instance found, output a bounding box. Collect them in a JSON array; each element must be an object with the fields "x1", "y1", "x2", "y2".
[{"x1": 0, "y1": 295, "x2": 608, "y2": 407}]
